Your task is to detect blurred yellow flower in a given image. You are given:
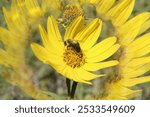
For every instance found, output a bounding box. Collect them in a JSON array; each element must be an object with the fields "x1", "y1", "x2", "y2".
[
  {"x1": 25, "y1": 0, "x2": 43, "y2": 19},
  {"x1": 0, "y1": 27, "x2": 50, "y2": 99},
  {"x1": 90, "y1": 0, "x2": 135, "y2": 27},
  {"x1": 11, "y1": 0, "x2": 44, "y2": 26},
  {"x1": 42, "y1": 0, "x2": 62, "y2": 16},
  {"x1": 2, "y1": 6, "x2": 29, "y2": 38},
  {"x1": 42, "y1": 0, "x2": 91, "y2": 25},
  {"x1": 0, "y1": 0, "x2": 50, "y2": 99},
  {"x1": 31, "y1": 16, "x2": 120, "y2": 84},
  {"x1": 100, "y1": 12, "x2": 150, "y2": 99}
]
